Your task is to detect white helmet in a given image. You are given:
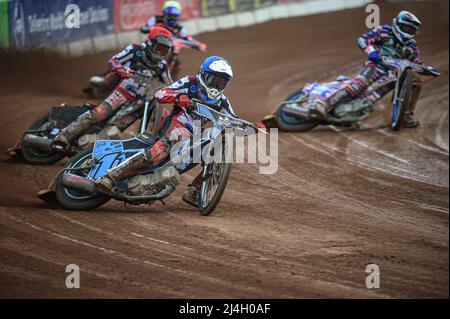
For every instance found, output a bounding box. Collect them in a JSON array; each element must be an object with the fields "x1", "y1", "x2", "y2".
[
  {"x1": 392, "y1": 11, "x2": 421, "y2": 43},
  {"x1": 197, "y1": 56, "x2": 233, "y2": 105}
]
